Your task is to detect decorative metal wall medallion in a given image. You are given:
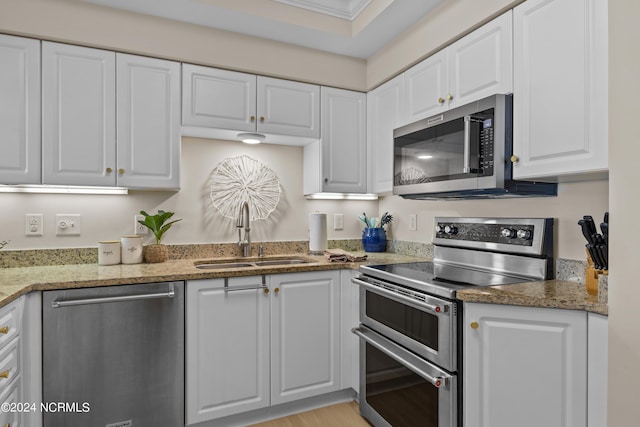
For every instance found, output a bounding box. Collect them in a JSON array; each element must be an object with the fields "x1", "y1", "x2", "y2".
[{"x1": 209, "y1": 155, "x2": 281, "y2": 221}]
